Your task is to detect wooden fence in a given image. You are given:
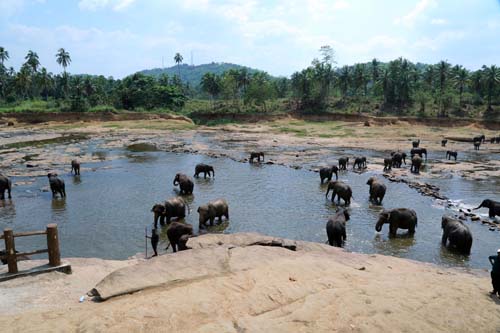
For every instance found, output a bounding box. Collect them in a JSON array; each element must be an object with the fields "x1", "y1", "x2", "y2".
[{"x1": 0, "y1": 224, "x2": 60, "y2": 274}]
